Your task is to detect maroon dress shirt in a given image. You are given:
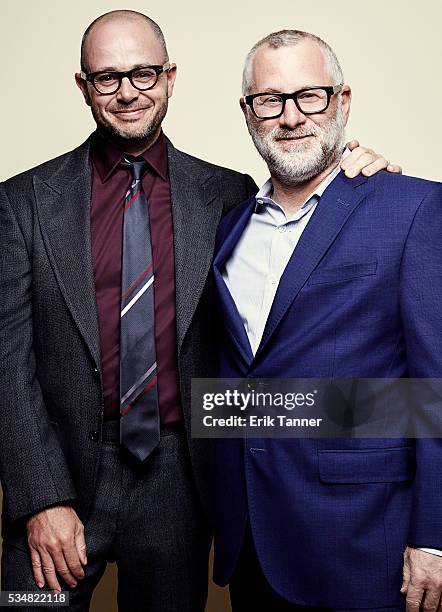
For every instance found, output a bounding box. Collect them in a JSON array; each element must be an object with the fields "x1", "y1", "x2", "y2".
[{"x1": 90, "y1": 130, "x2": 183, "y2": 423}]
